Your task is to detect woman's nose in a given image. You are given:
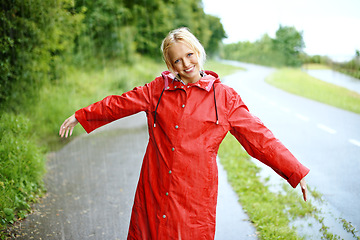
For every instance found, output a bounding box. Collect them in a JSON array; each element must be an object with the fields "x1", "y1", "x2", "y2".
[{"x1": 183, "y1": 58, "x2": 190, "y2": 67}]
